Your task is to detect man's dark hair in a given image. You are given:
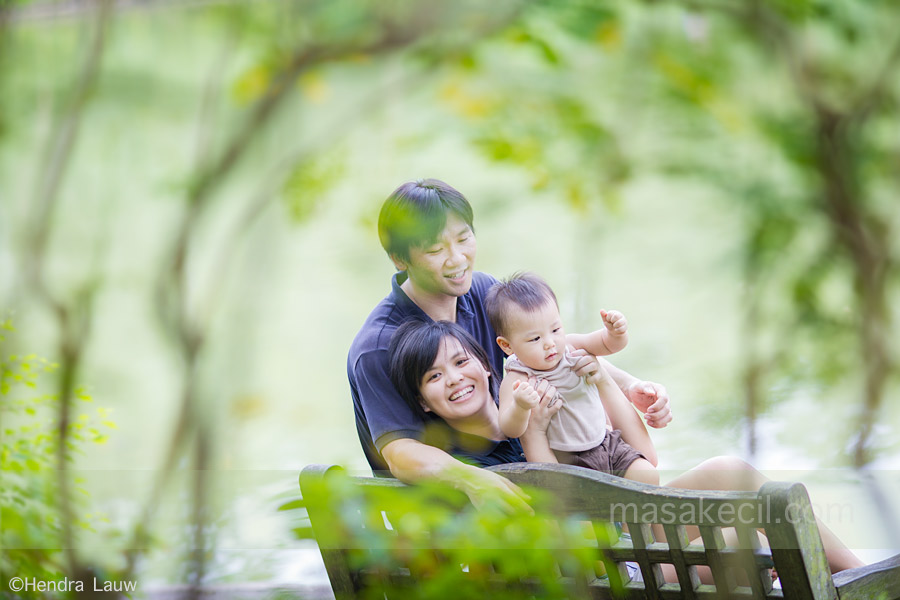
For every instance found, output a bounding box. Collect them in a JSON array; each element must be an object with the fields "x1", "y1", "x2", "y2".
[
  {"x1": 484, "y1": 272, "x2": 559, "y2": 338},
  {"x1": 377, "y1": 179, "x2": 475, "y2": 261},
  {"x1": 389, "y1": 319, "x2": 498, "y2": 419}
]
